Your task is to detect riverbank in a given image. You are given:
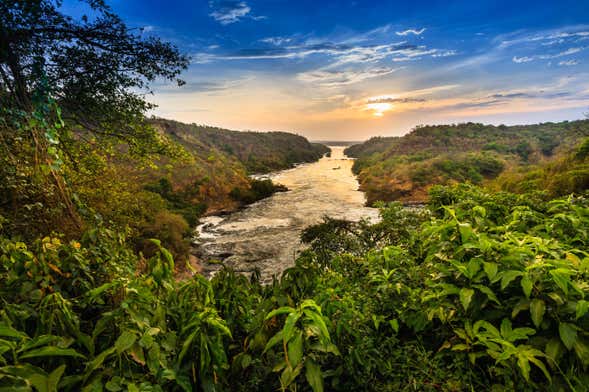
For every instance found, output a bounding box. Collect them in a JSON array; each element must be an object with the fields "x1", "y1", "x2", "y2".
[{"x1": 190, "y1": 146, "x2": 379, "y2": 283}]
